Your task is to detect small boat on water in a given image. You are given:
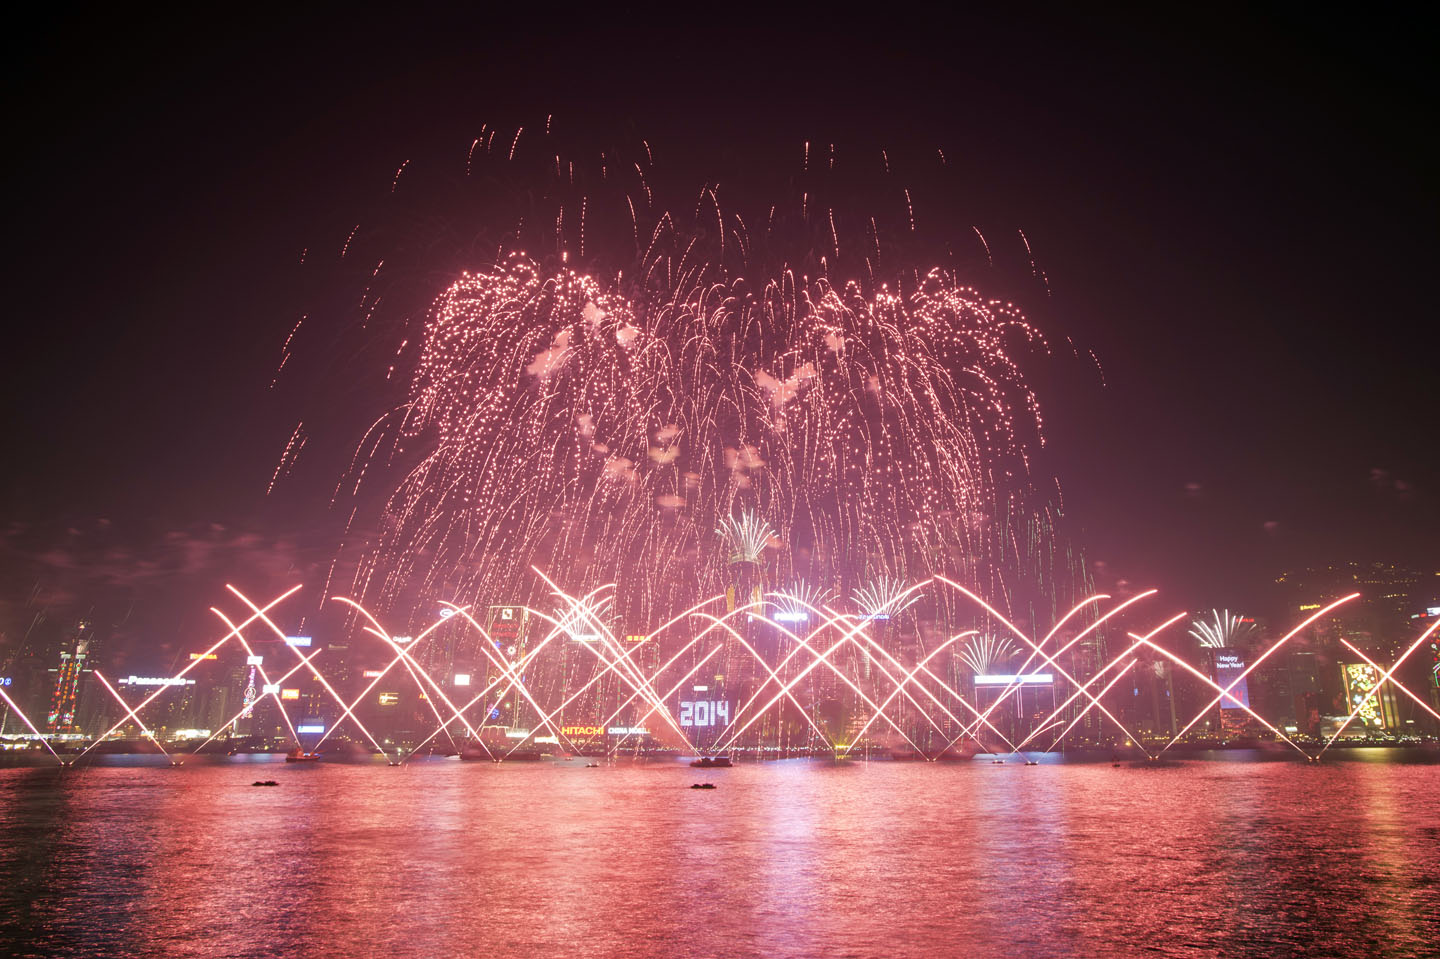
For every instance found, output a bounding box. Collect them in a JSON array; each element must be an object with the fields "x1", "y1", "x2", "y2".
[
  {"x1": 285, "y1": 750, "x2": 321, "y2": 763},
  {"x1": 690, "y1": 783, "x2": 716, "y2": 790},
  {"x1": 689, "y1": 756, "x2": 733, "y2": 768}
]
